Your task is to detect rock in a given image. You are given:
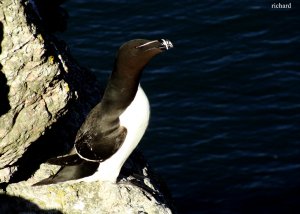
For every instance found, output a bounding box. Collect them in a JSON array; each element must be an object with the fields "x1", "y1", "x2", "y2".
[
  {"x1": 5, "y1": 151, "x2": 174, "y2": 214},
  {"x1": 0, "y1": 0, "x2": 100, "y2": 183},
  {"x1": 0, "y1": 0, "x2": 69, "y2": 181}
]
